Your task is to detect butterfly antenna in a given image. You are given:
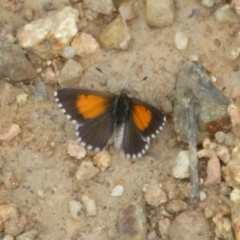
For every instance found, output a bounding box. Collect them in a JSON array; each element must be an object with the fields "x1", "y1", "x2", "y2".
[{"x1": 123, "y1": 76, "x2": 148, "y2": 91}]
